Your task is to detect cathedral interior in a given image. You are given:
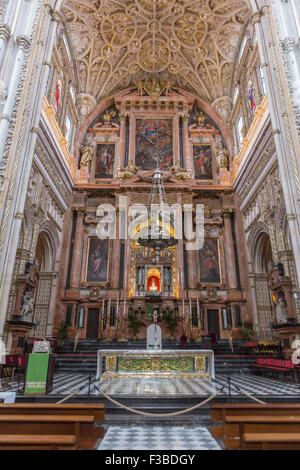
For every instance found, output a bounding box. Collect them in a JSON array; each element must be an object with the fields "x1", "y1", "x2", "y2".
[{"x1": 0, "y1": 0, "x2": 300, "y2": 453}]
